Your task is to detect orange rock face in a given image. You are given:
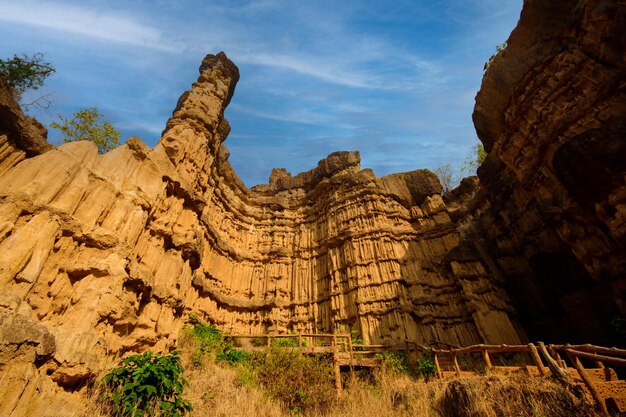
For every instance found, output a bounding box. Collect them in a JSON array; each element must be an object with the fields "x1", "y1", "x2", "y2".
[{"x1": 0, "y1": 53, "x2": 523, "y2": 414}]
